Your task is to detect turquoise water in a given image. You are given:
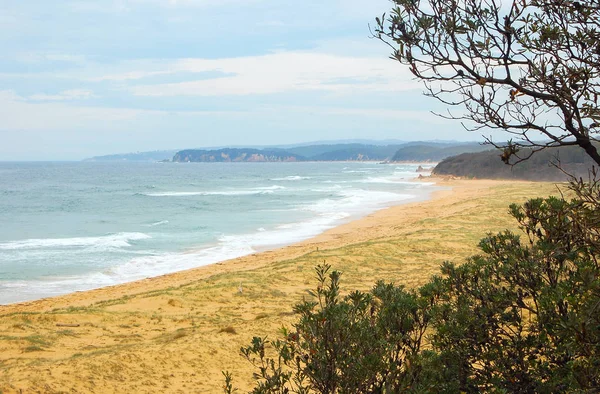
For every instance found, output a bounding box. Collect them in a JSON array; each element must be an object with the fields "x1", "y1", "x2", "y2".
[{"x1": 0, "y1": 161, "x2": 437, "y2": 304}]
